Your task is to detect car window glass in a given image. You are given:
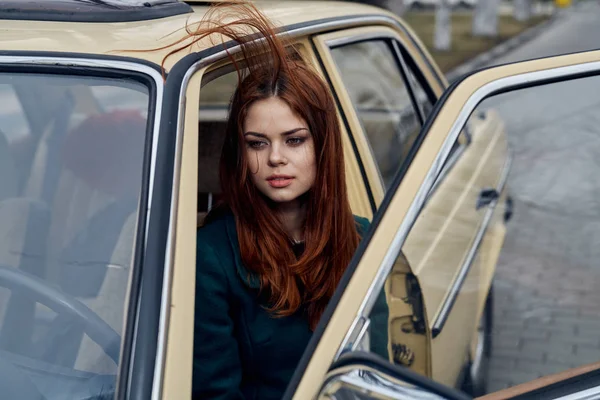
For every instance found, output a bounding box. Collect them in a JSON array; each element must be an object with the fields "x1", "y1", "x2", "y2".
[
  {"x1": 0, "y1": 72, "x2": 150, "y2": 398},
  {"x1": 330, "y1": 40, "x2": 421, "y2": 190}
]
